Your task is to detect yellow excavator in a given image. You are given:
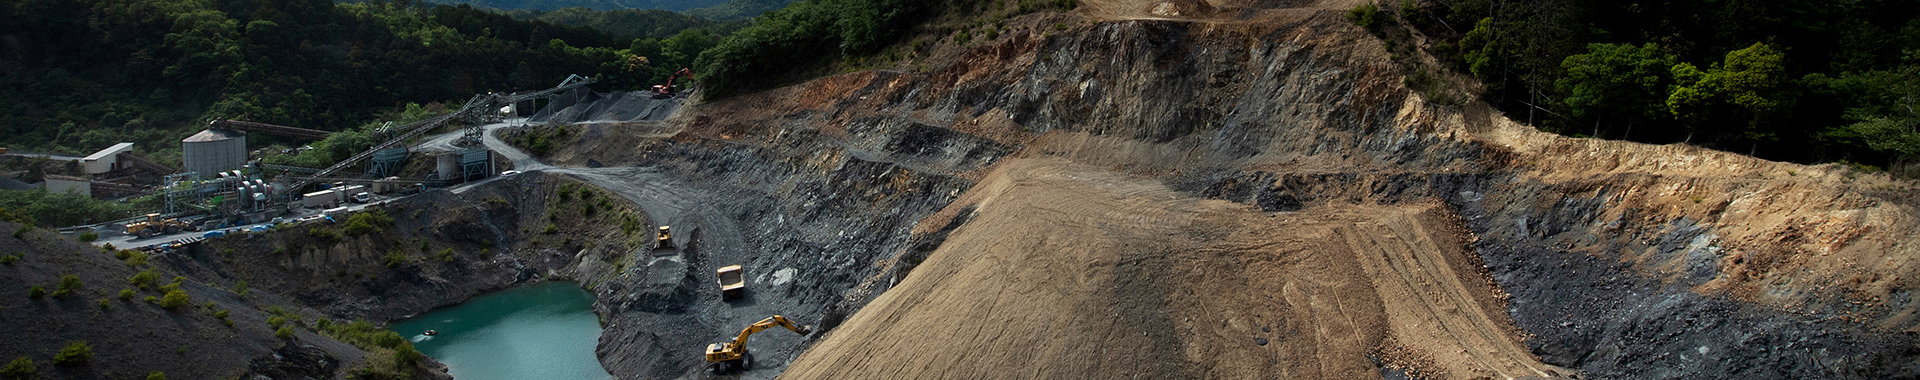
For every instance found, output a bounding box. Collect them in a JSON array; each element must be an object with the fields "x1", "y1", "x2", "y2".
[{"x1": 705, "y1": 315, "x2": 811, "y2": 374}]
